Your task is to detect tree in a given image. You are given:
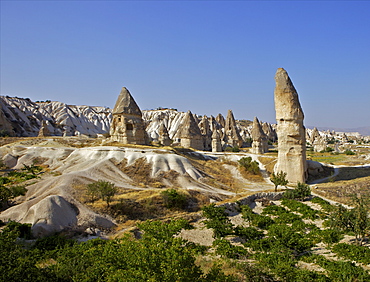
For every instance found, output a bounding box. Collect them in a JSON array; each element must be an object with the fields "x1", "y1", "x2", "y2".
[
  {"x1": 329, "y1": 194, "x2": 370, "y2": 245},
  {"x1": 86, "y1": 180, "x2": 118, "y2": 207},
  {"x1": 270, "y1": 171, "x2": 288, "y2": 192}
]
